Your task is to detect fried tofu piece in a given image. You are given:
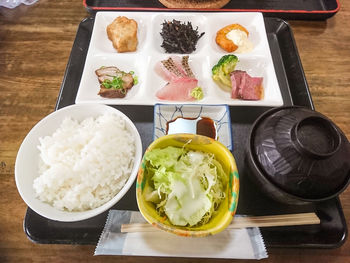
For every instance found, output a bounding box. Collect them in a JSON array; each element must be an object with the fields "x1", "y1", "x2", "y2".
[{"x1": 107, "y1": 16, "x2": 138, "y2": 53}]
